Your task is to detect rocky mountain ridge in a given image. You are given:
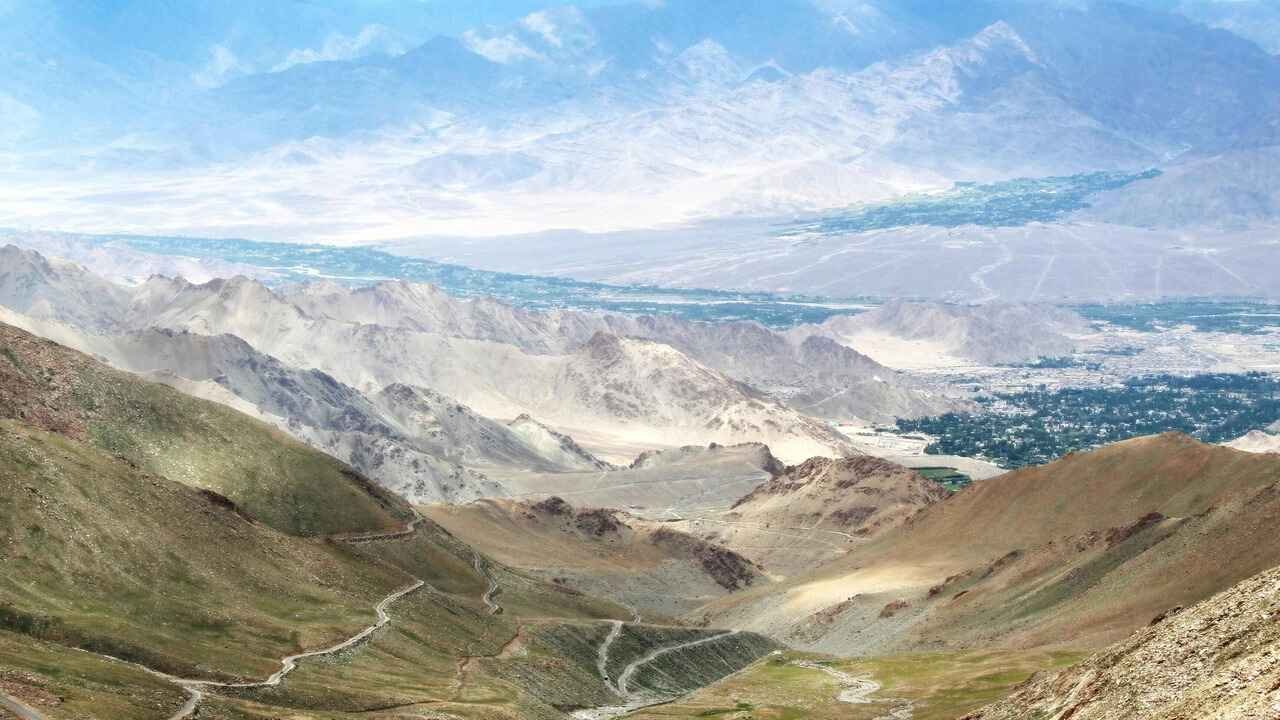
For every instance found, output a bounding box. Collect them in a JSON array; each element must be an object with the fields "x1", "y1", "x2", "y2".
[
  {"x1": 0, "y1": 246, "x2": 925, "y2": 464},
  {"x1": 802, "y1": 300, "x2": 1088, "y2": 366},
  {"x1": 967, "y1": 563, "x2": 1280, "y2": 720}
]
